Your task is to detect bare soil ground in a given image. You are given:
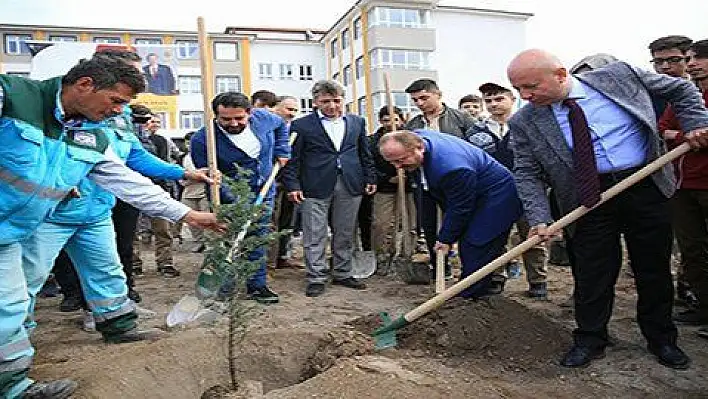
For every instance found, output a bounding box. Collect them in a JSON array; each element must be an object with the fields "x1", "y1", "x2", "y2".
[{"x1": 30, "y1": 241, "x2": 708, "y2": 398}]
